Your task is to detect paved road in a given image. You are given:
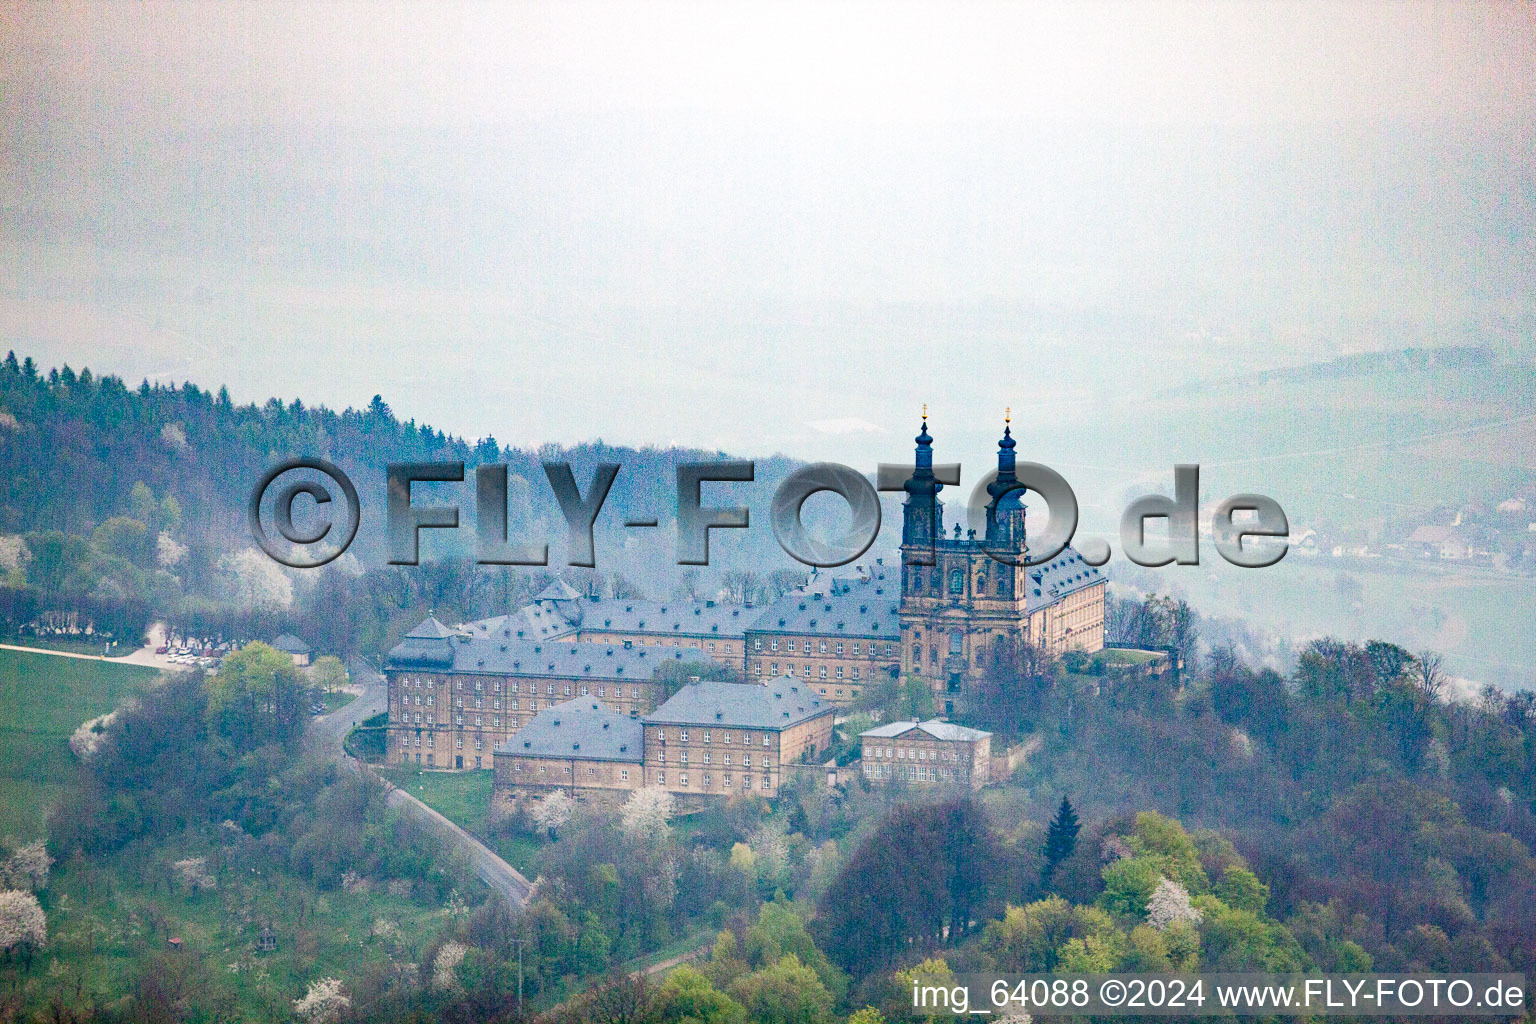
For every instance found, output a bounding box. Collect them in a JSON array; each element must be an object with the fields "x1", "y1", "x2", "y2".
[
  {"x1": 309, "y1": 658, "x2": 533, "y2": 908},
  {"x1": 383, "y1": 783, "x2": 533, "y2": 905},
  {"x1": 307, "y1": 656, "x2": 388, "y2": 751},
  {"x1": 640, "y1": 942, "x2": 711, "y2": 977}
]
